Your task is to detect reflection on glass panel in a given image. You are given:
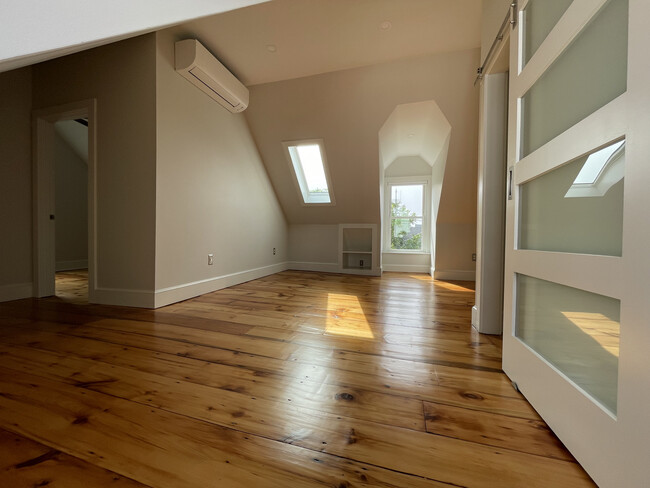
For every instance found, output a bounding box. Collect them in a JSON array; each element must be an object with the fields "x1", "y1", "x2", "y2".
[
  {"x1": 516, "y1": 274, "x2": 619, "y2": 414},
  {"x1": 519, "y1": 140, "x2": 624, "y2": 256},
  {"x1": 391, "y1": 218, "x2": 423, "y2": 250},
  {"x1": 521, "y1": 0, "x2": 628, "y2": 157},
  {"x1": 523, "y1": 0, "x2": 574, "y2": 66}
]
